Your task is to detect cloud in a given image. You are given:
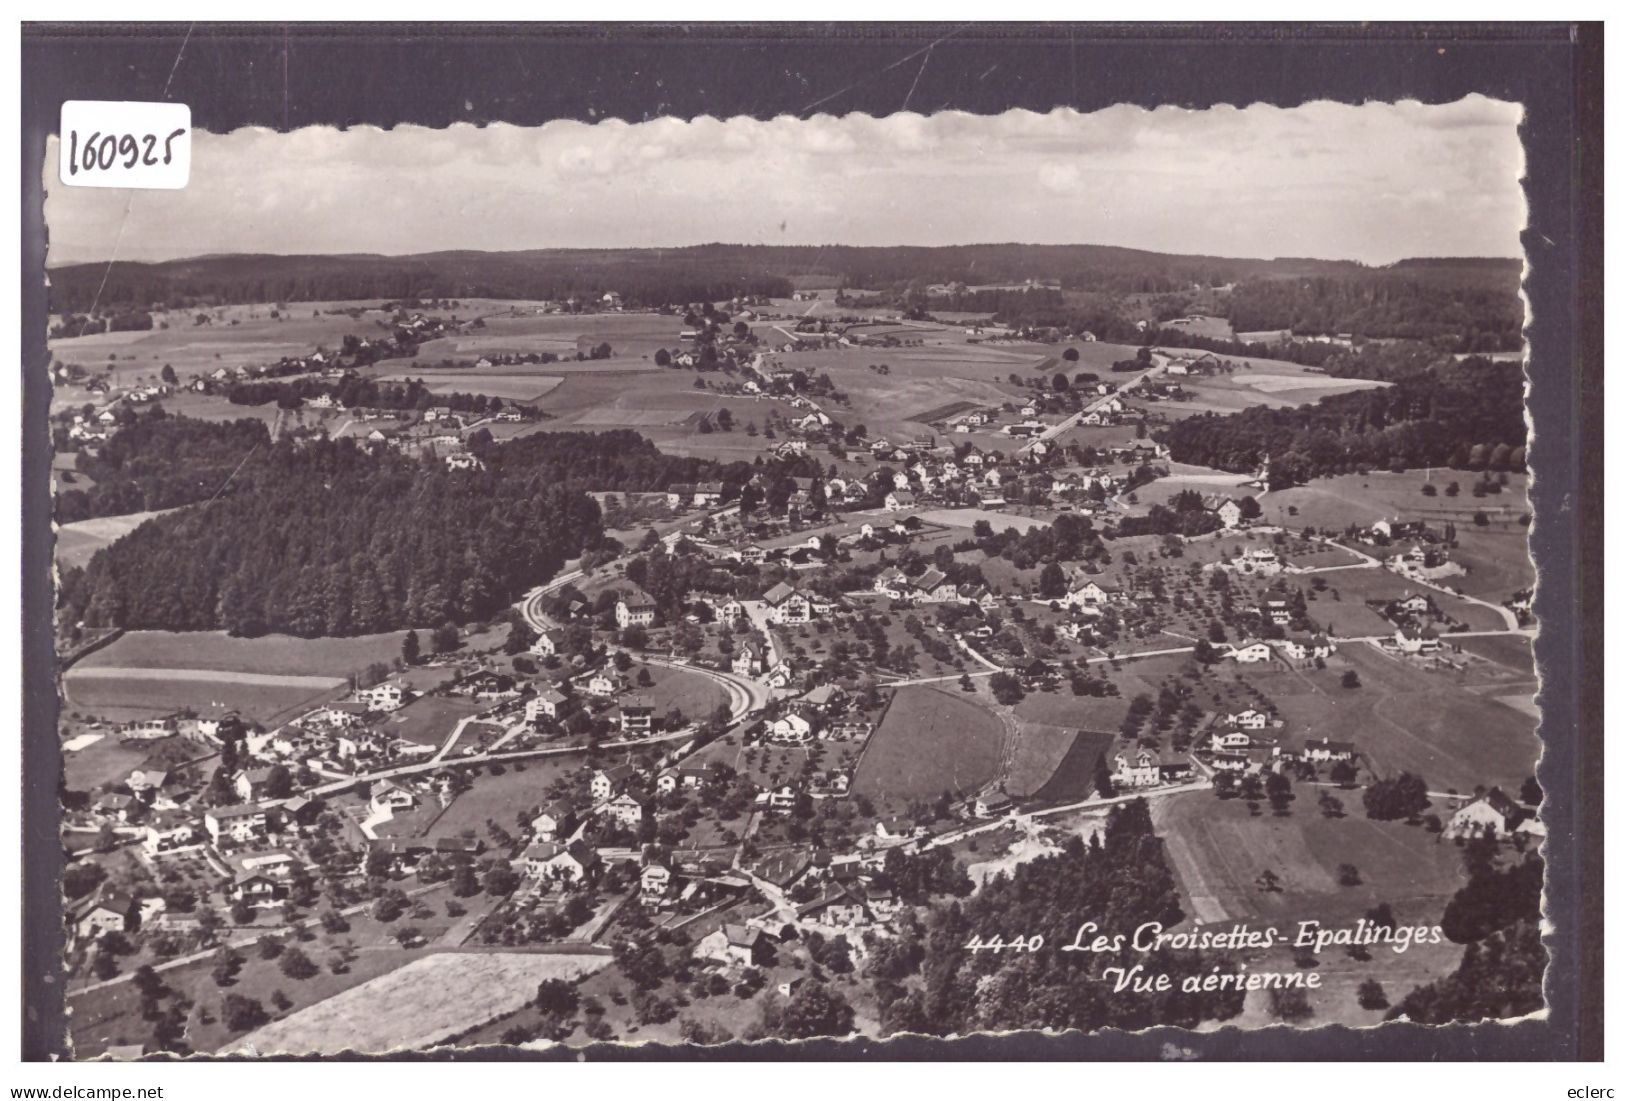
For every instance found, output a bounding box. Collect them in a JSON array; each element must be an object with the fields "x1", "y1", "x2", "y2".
[{"x1": 43, "y1": 97, "x2": 1524, "y2": 267}]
